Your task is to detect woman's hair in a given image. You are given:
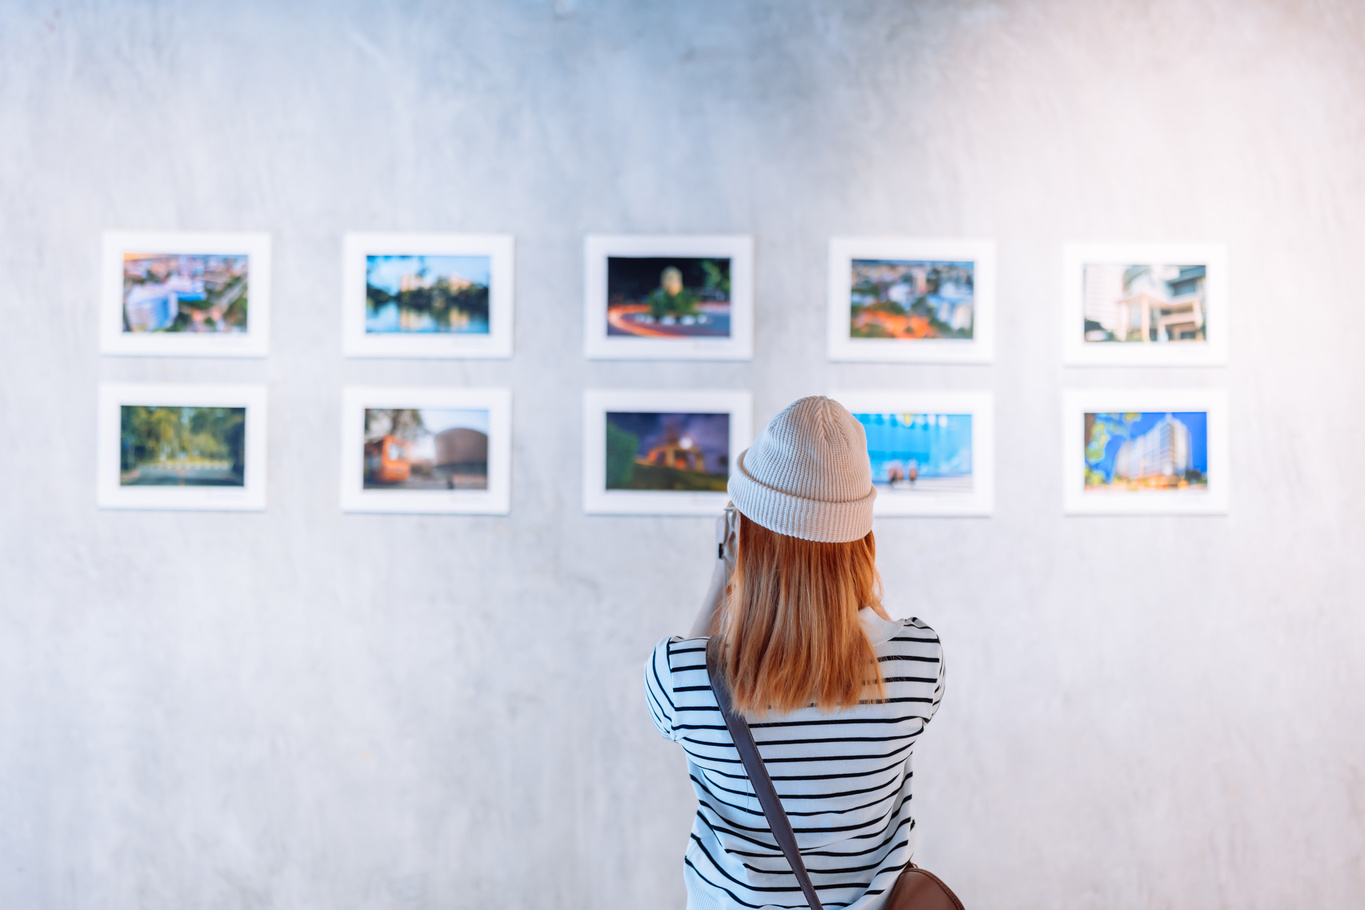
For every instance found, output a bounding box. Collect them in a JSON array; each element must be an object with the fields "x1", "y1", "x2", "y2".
[{"x1": 719, "y1": 512, "x2": 888, "y2": 716}]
